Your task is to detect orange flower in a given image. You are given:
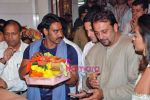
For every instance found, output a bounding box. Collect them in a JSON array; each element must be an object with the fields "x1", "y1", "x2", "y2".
[
  {"x1": 26, "y1": 62, "x2": 32, "y2": 73},
  {"x1": 38, "y1": 60, "x2": 46, "y2": 66},
  {"x1": 30, "y1": 70, "x2": 43, "y2": 77}
]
